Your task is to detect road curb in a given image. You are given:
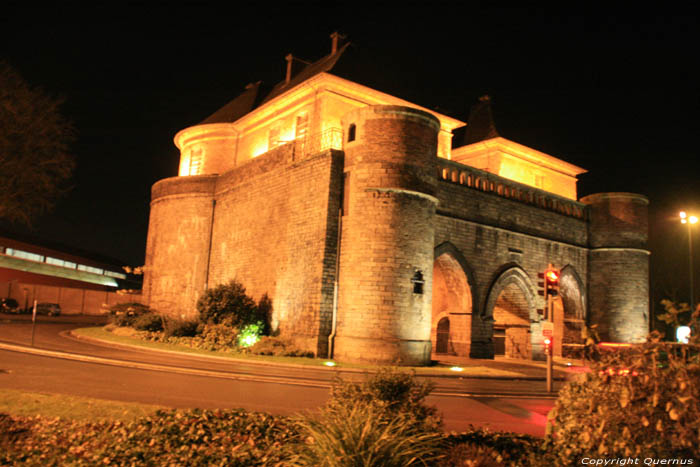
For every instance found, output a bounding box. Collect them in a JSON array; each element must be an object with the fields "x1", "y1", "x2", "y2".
[
  {"x1": 68, "y1": 330, "x2": 561, "y2": 381},
  {"x1": 0, "y1": 340, "x2": 332, "y2": 388}
]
